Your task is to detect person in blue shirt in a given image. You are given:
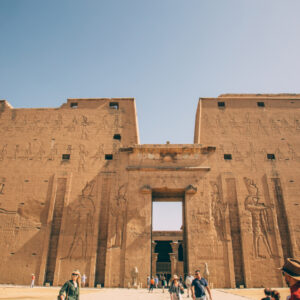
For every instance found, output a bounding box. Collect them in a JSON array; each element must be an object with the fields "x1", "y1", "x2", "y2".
[{"x1": 191, "y1": 270, "x2": 212, "y2": 300}]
